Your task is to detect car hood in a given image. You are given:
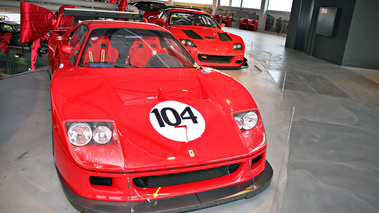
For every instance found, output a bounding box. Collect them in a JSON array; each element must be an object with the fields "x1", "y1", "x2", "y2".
[
  {"x1": 51, "y1": 67, "x2": 264, "y2": 171},
  {"x1": 171, "y1": 26, "x2": 241, "y2": 40}
]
